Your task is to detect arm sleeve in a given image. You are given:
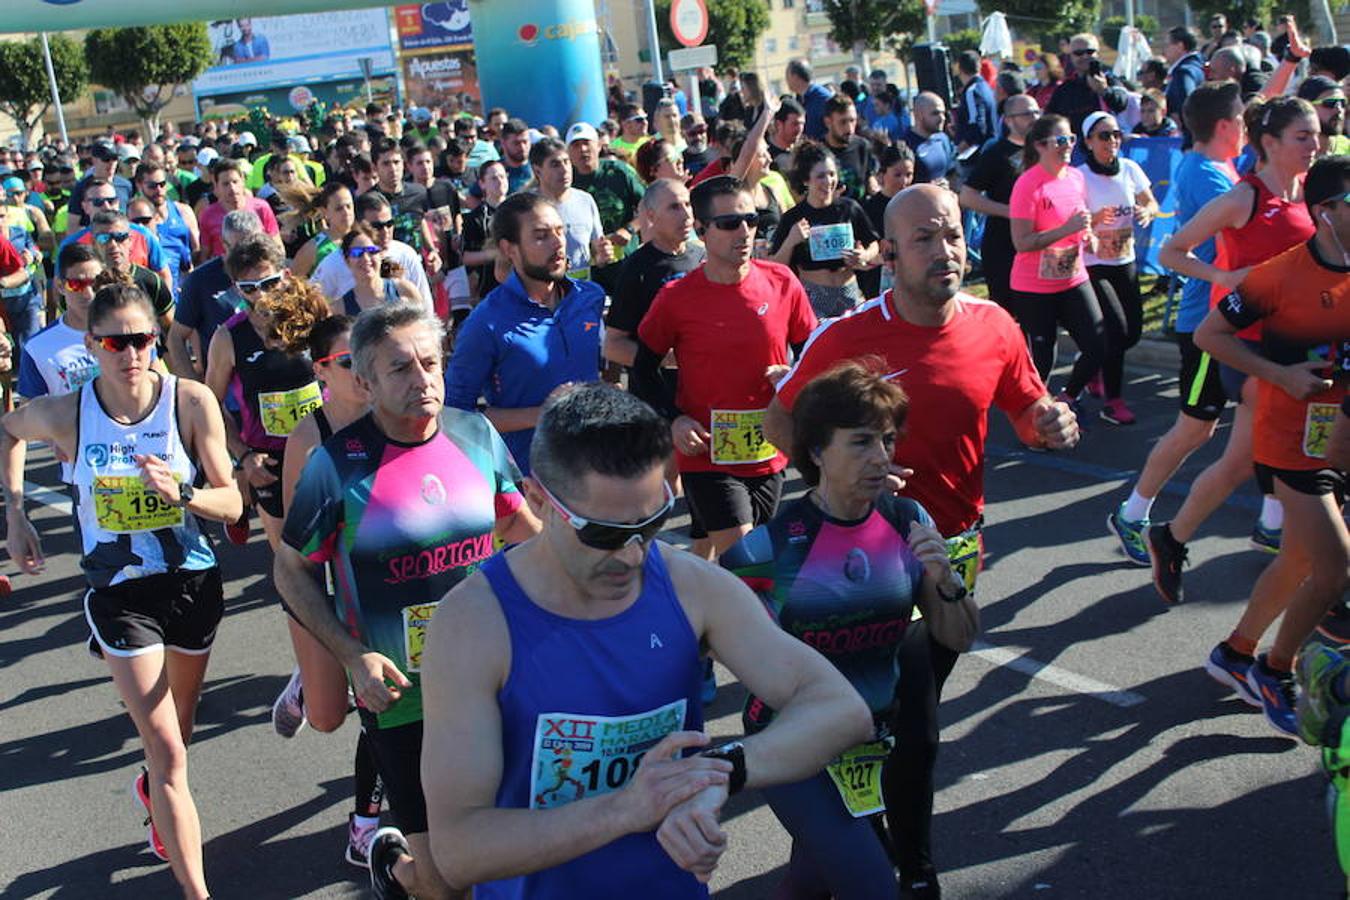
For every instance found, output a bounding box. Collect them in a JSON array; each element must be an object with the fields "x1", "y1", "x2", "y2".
[
  {"x1": 443, "y1": 308, "x2": 496, "y2": 411},
  {"x1": 281, "y1": 447, "x2": 344, "y2": 562},
  {"x1": 16, "y1": 349, "x2": 46, "y2": 398}
]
